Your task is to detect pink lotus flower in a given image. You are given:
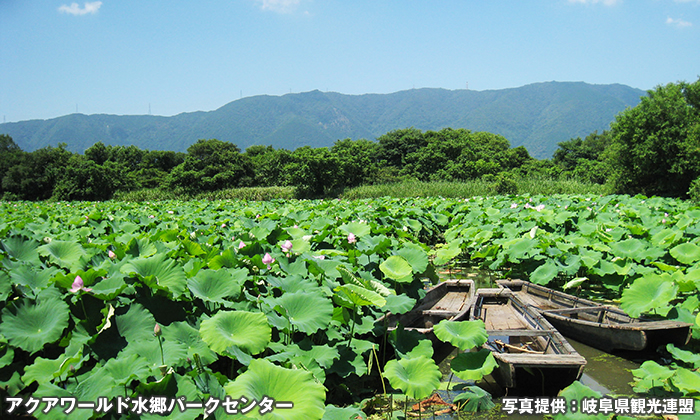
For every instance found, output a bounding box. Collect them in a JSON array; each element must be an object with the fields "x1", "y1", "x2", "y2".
[
  {"x1": 262, "y1": 253, "x2": 275, "y2": 269},
  {"x1": 347, "y1": 233, "x2": 357, "y2": 244},
  {"x1": 312, "y1": 255, "x2": 325, "y2": 260},
  {"x1": 281, "y1": 240, "x2": 293, "y2": 254},
  {"x1": 238, "y1": 241, "x2": 246, "y2": 249},
  {"x1": 70, "y1": 276, "x2": 92, "y2": 293}
]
